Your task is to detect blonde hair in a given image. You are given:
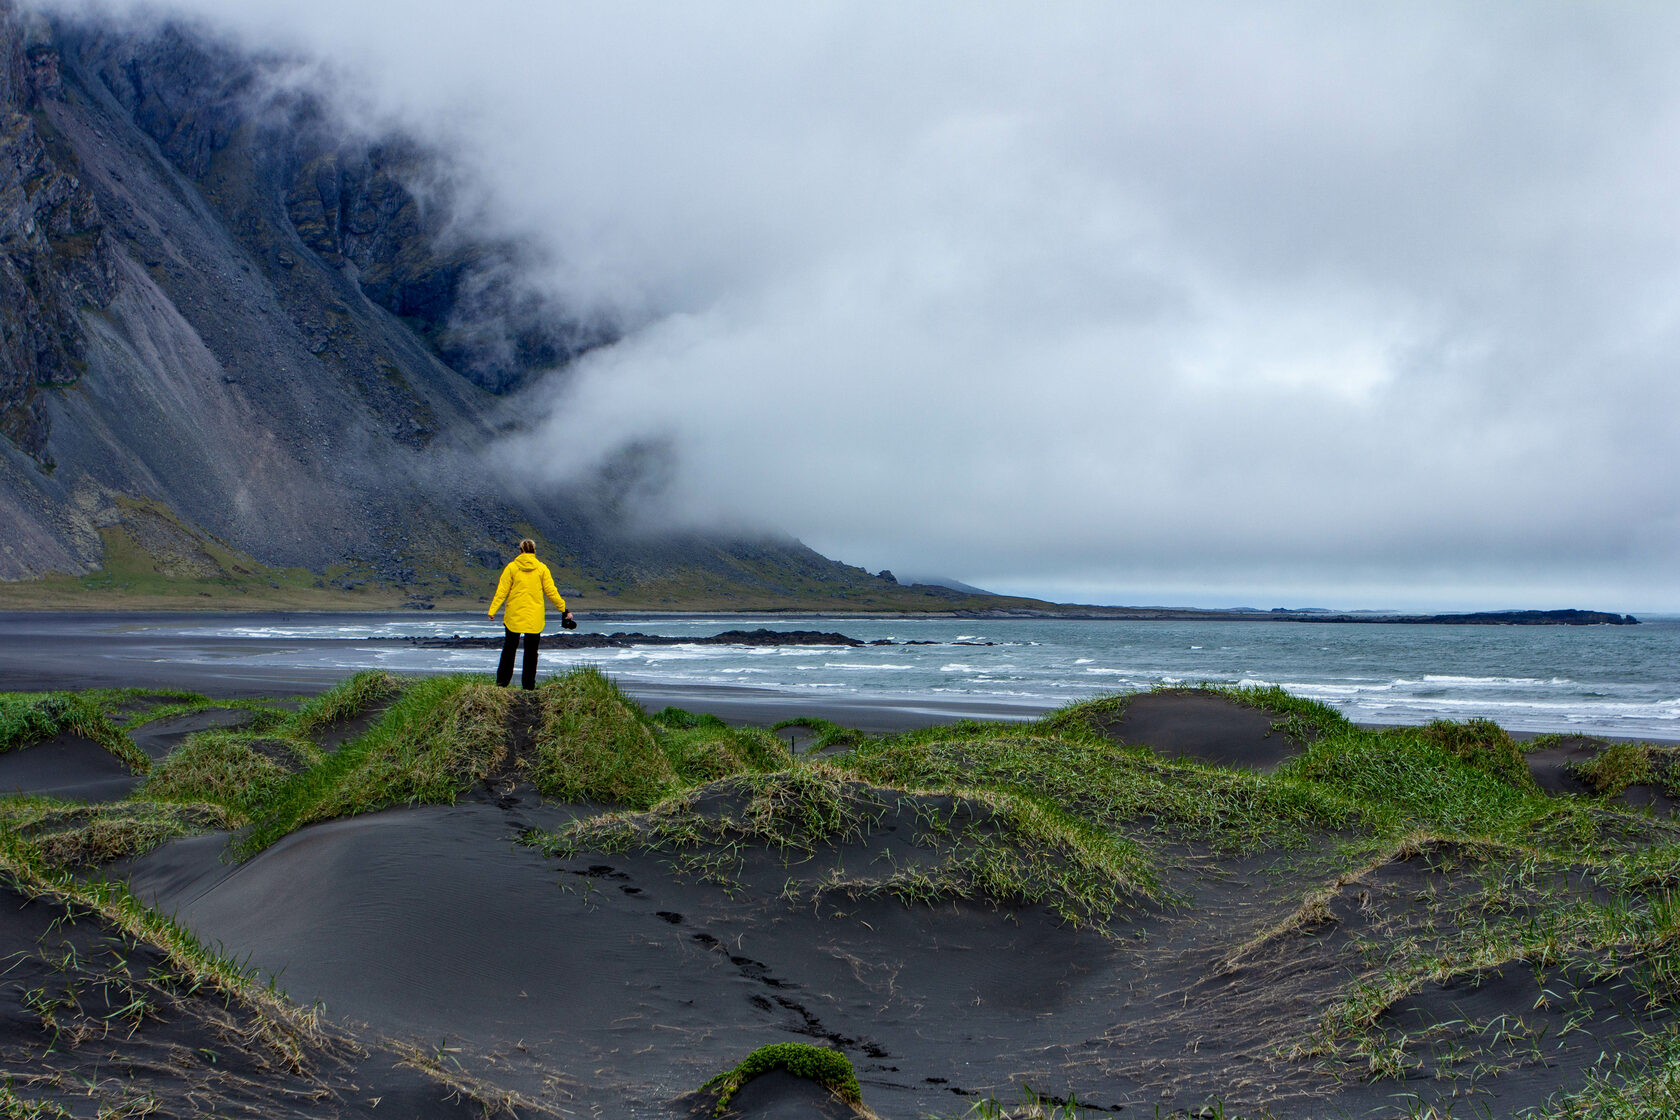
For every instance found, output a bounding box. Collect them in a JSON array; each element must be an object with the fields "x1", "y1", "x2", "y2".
[{"x1": 519, "y1": 538, "x2": 536, "y2": 554}]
